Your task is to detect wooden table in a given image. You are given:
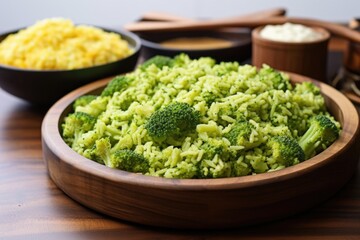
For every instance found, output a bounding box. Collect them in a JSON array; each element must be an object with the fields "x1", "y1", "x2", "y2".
[{"x1": 1, "y1": 40, "x2": 359, "y2": 240}]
